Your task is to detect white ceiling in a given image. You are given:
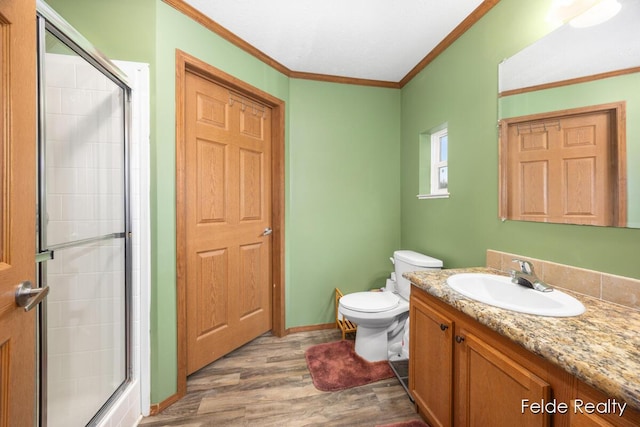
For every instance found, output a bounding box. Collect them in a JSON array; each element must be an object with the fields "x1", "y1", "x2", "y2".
[{"x1": 183, "y1": 0, "x2": 485, "y2": 83}]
